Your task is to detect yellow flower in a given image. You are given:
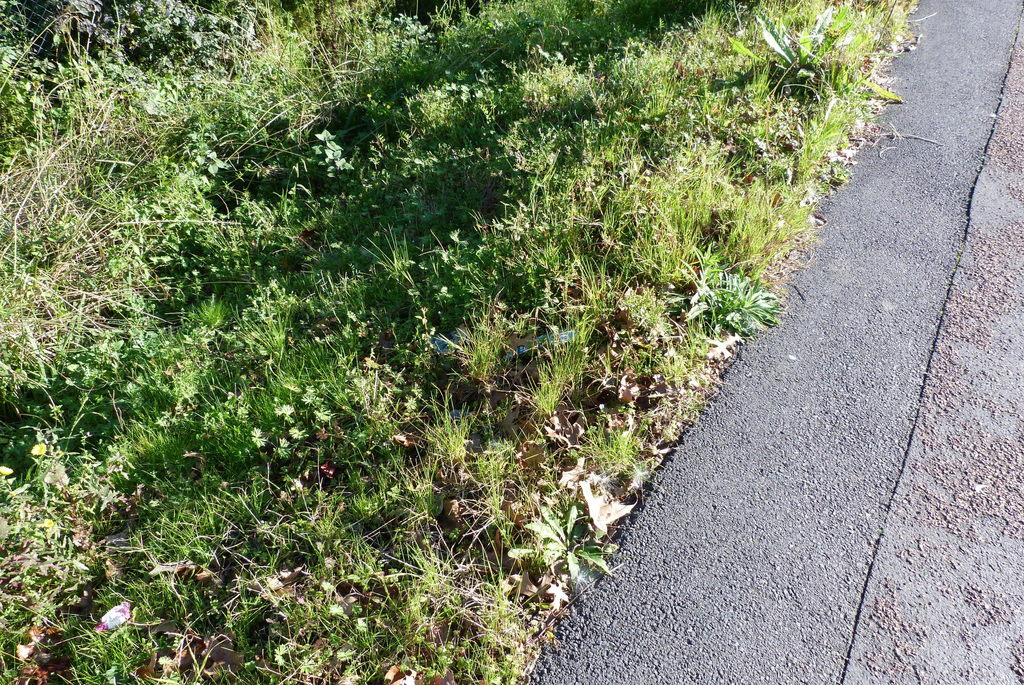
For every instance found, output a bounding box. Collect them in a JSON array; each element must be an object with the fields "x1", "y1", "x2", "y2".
[
  {"x1": 42, "y1": 518, "x2": 56, "y2": 530},
  {"x1": 30, "y1": 443, "x2": 46, "y2": 457},
  {"x1": 0, "y1": 466, "x2": 12, "y2": 477}
]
